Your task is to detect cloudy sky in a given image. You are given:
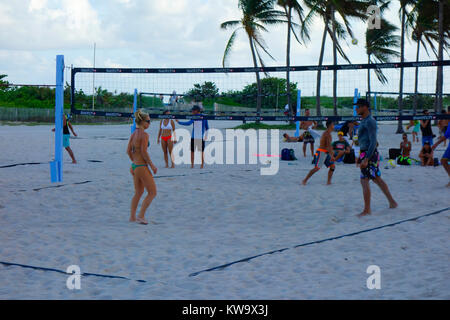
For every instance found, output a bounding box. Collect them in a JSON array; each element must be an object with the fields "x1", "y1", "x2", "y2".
[{"x1": 1, "y1": 0, "x2": 448, "y2": 93}]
